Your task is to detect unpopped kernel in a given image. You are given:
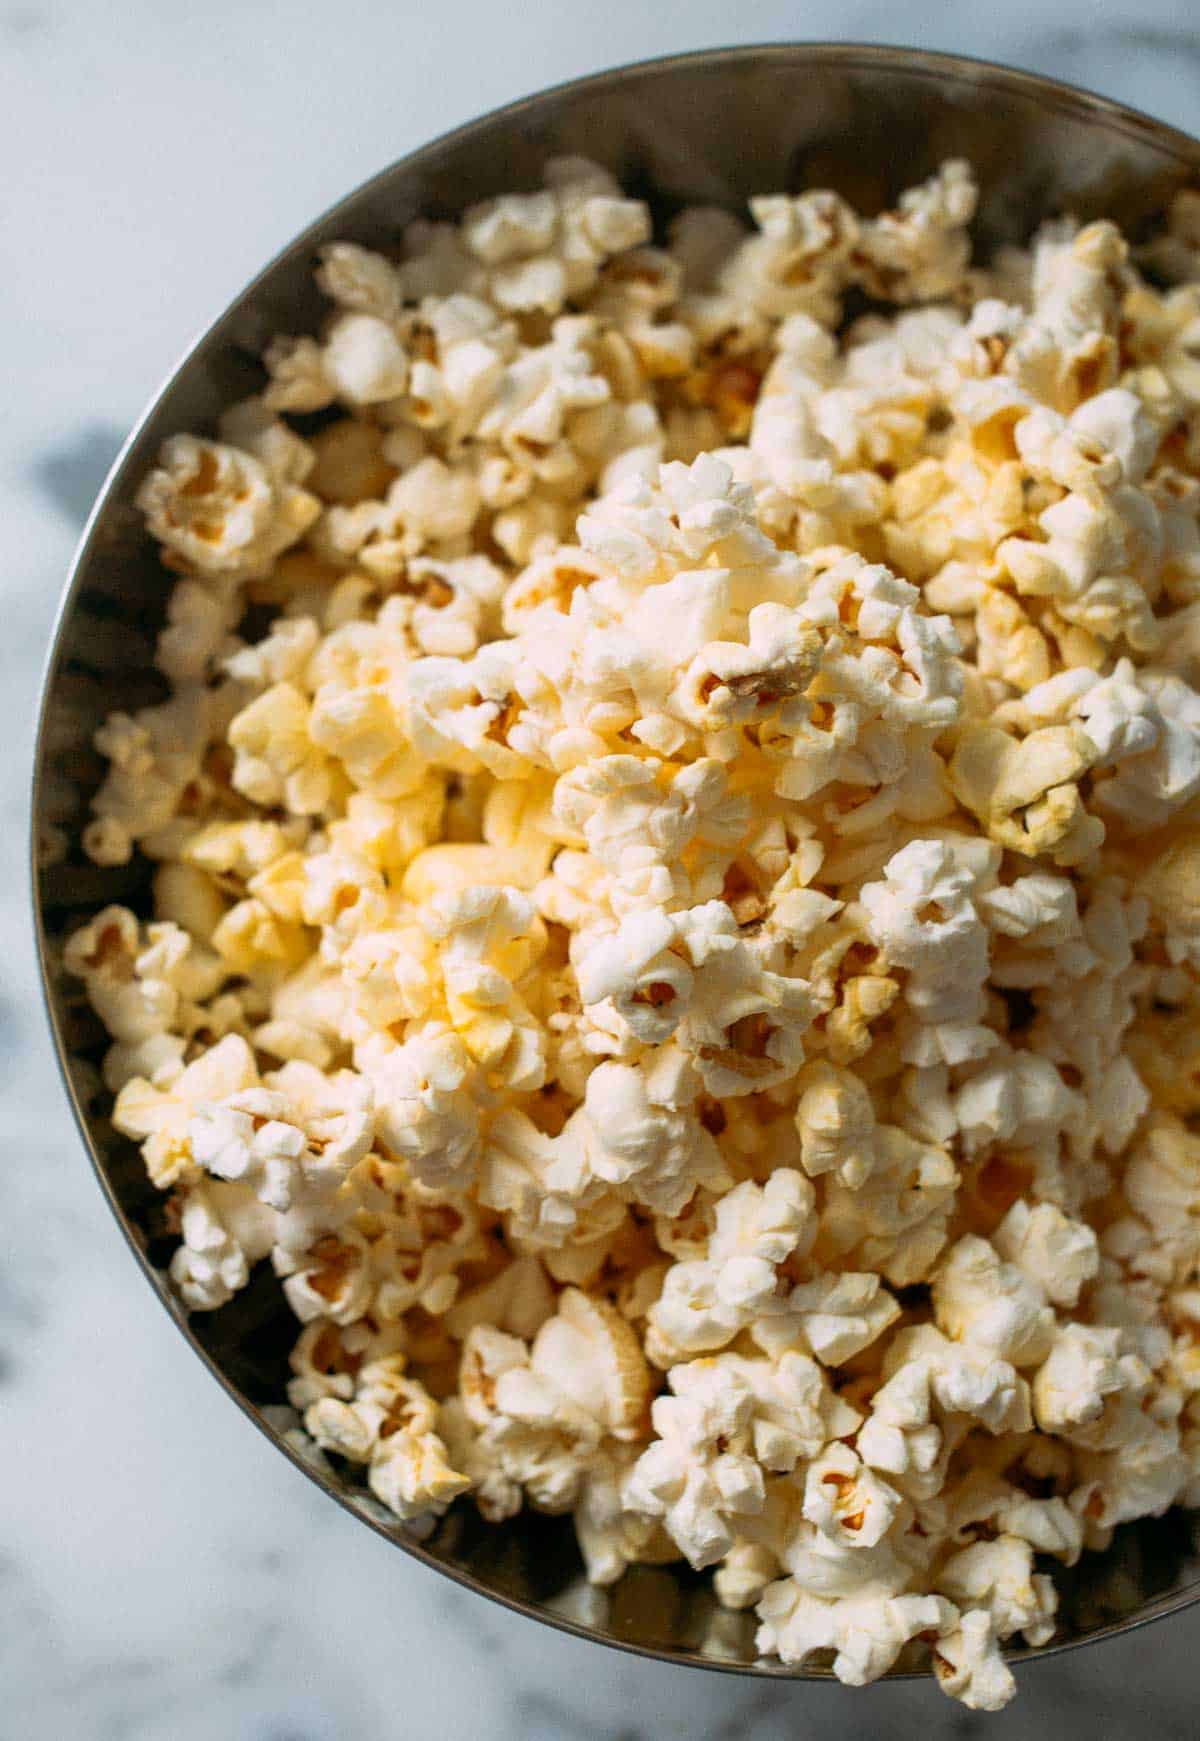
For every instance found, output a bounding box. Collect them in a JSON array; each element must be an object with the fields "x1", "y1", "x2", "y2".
[{"x1": 67, "y1": 160, "x2": 1200, "y2": 1710}]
